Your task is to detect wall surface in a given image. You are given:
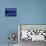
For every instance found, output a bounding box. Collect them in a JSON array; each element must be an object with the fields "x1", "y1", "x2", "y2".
[{"x1": 0, "y1": 0, "x2": 46, "y2": 45}]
